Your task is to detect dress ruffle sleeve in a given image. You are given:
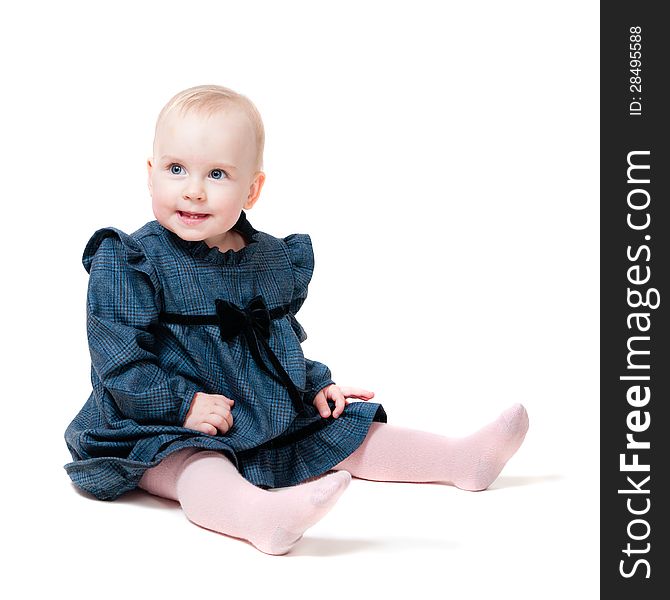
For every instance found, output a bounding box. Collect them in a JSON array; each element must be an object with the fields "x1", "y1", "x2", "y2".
[
  {"x1": 283, "y1": 233, "x2": 335, "y2": 401},
  {"x1": 84, "y1": 228, "x2": 200, "y2": 425}
]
